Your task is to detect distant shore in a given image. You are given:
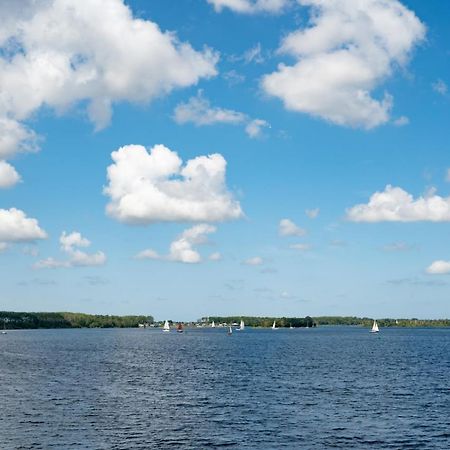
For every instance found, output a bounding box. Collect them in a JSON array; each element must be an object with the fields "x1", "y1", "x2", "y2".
[{"x1": 1, "y1": 311, "x2": 449, "y2": 330}]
